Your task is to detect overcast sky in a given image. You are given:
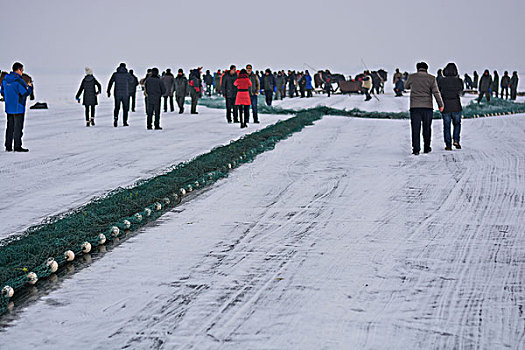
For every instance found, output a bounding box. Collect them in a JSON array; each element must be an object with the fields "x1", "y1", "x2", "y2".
[{"x1": 1, "y1": 0, "x2": 523, "y2": 77}]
